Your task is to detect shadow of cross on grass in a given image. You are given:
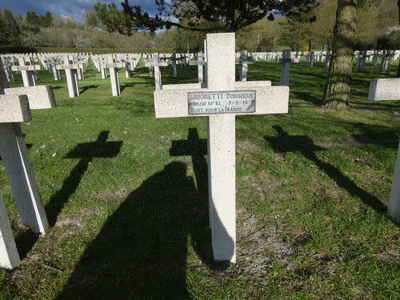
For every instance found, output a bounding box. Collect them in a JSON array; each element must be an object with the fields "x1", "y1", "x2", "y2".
[
  {"x1": 169, "y1": 128, "x2": 208, "y2": 195},
  {"x1": 46, "y1": 131, "x2": 123, "y2": 226},
  {"x1": 169, "y1": 128, "x2": 232, "y2": 271},
  {"x1": 265, "y1": 125, "x2": 387, "y2": 215}
]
